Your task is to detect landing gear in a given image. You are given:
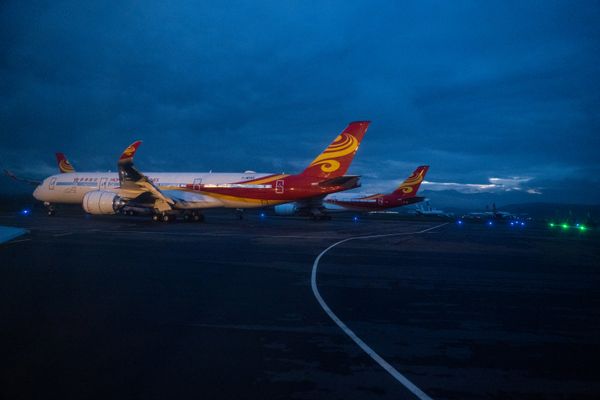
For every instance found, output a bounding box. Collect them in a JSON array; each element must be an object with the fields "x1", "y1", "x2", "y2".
[
  {"x1": 44, "y1": 202, "x2": 56, "y2": 216},
  {"x1": 235, "y1": 208, "x2": 245, "y2": 220},
  {"x1": 183, "y1": 211, "x2": 204, "y2": 222},
  {"x1": 152, "y1": 213, "x2": 174, "y2": 223}
]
